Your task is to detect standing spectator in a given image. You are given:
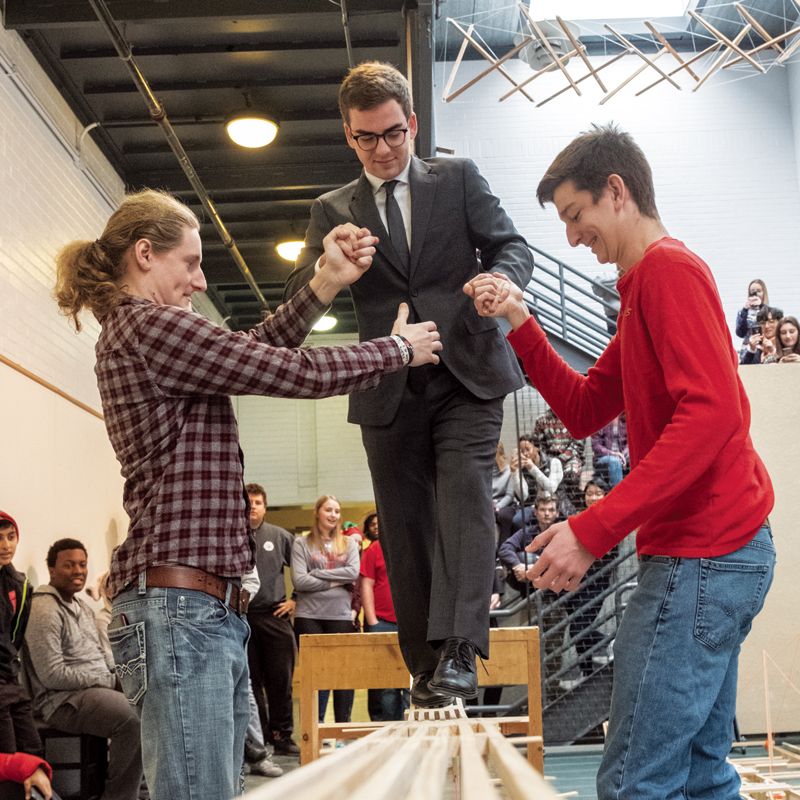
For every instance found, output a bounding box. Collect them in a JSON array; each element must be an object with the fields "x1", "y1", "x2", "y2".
[
  {"x1": 1, "y1": 512, "x2": 42, "y2": 759},
  {"x1": 740, "y1": 306, "x2": 783, "y2": 364},
  {"x1": 53, "y1": 190, "x2": 441, "y2": 799},
  {"x1": 734, "y1": 279, "x2": 768, "y2": 357},
  {"x1": 292, "y1": 496, "x2": 359, "y2": 723},
  {"x1": 284, "y1": 61, "x2": 533, "y2": 704},
  {"x1": 360, "y1": 514, "x2": 409, "y2": 720},
  {"x1": 245, "y1": 483, "x2": 300, "y2": 758},
  {"x1": 24, "y1": 539, "x2": 142, "y2": 800},
  {"x1": 591, "y1": 414, "x2": 628, "y2": 487},
  {"x1": 767, "y1": 315, "x2": 800, "y2": 363}
]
